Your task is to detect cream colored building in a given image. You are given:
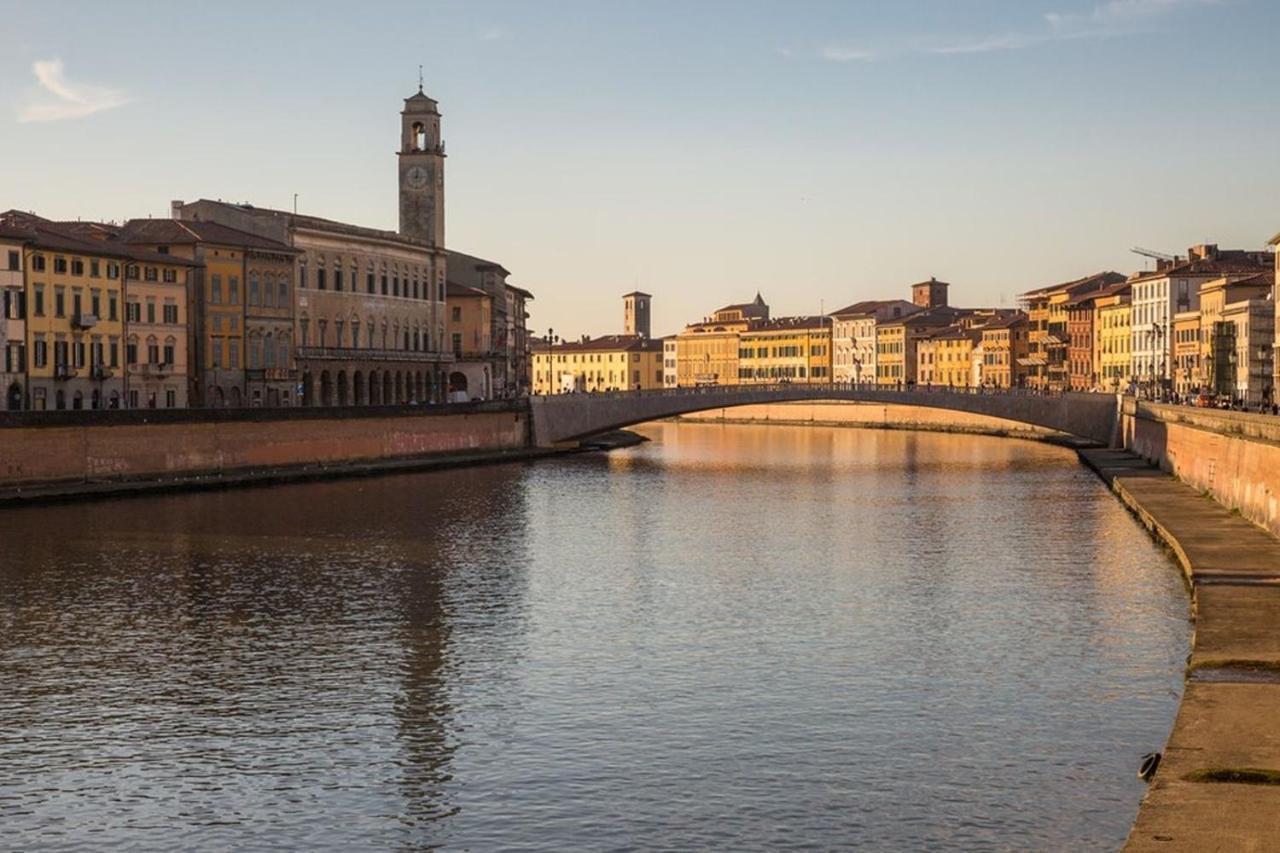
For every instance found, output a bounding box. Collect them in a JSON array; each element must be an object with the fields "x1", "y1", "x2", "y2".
[
  {"x1": 830, "y1": 299, "x2": 917, "y2": 383},
  {"x1": 737, "y1": 317, "x2": 832, "y2": 384},
  {"x1": 1095, "y1": 294, "x2": 1132, "y2": 394},
  {"x1": 662, "y1": 336, "x2": 678, "y2": 388},
  {"x1": 675, "y1": 294, "x2": 769, "y2": 387}
]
